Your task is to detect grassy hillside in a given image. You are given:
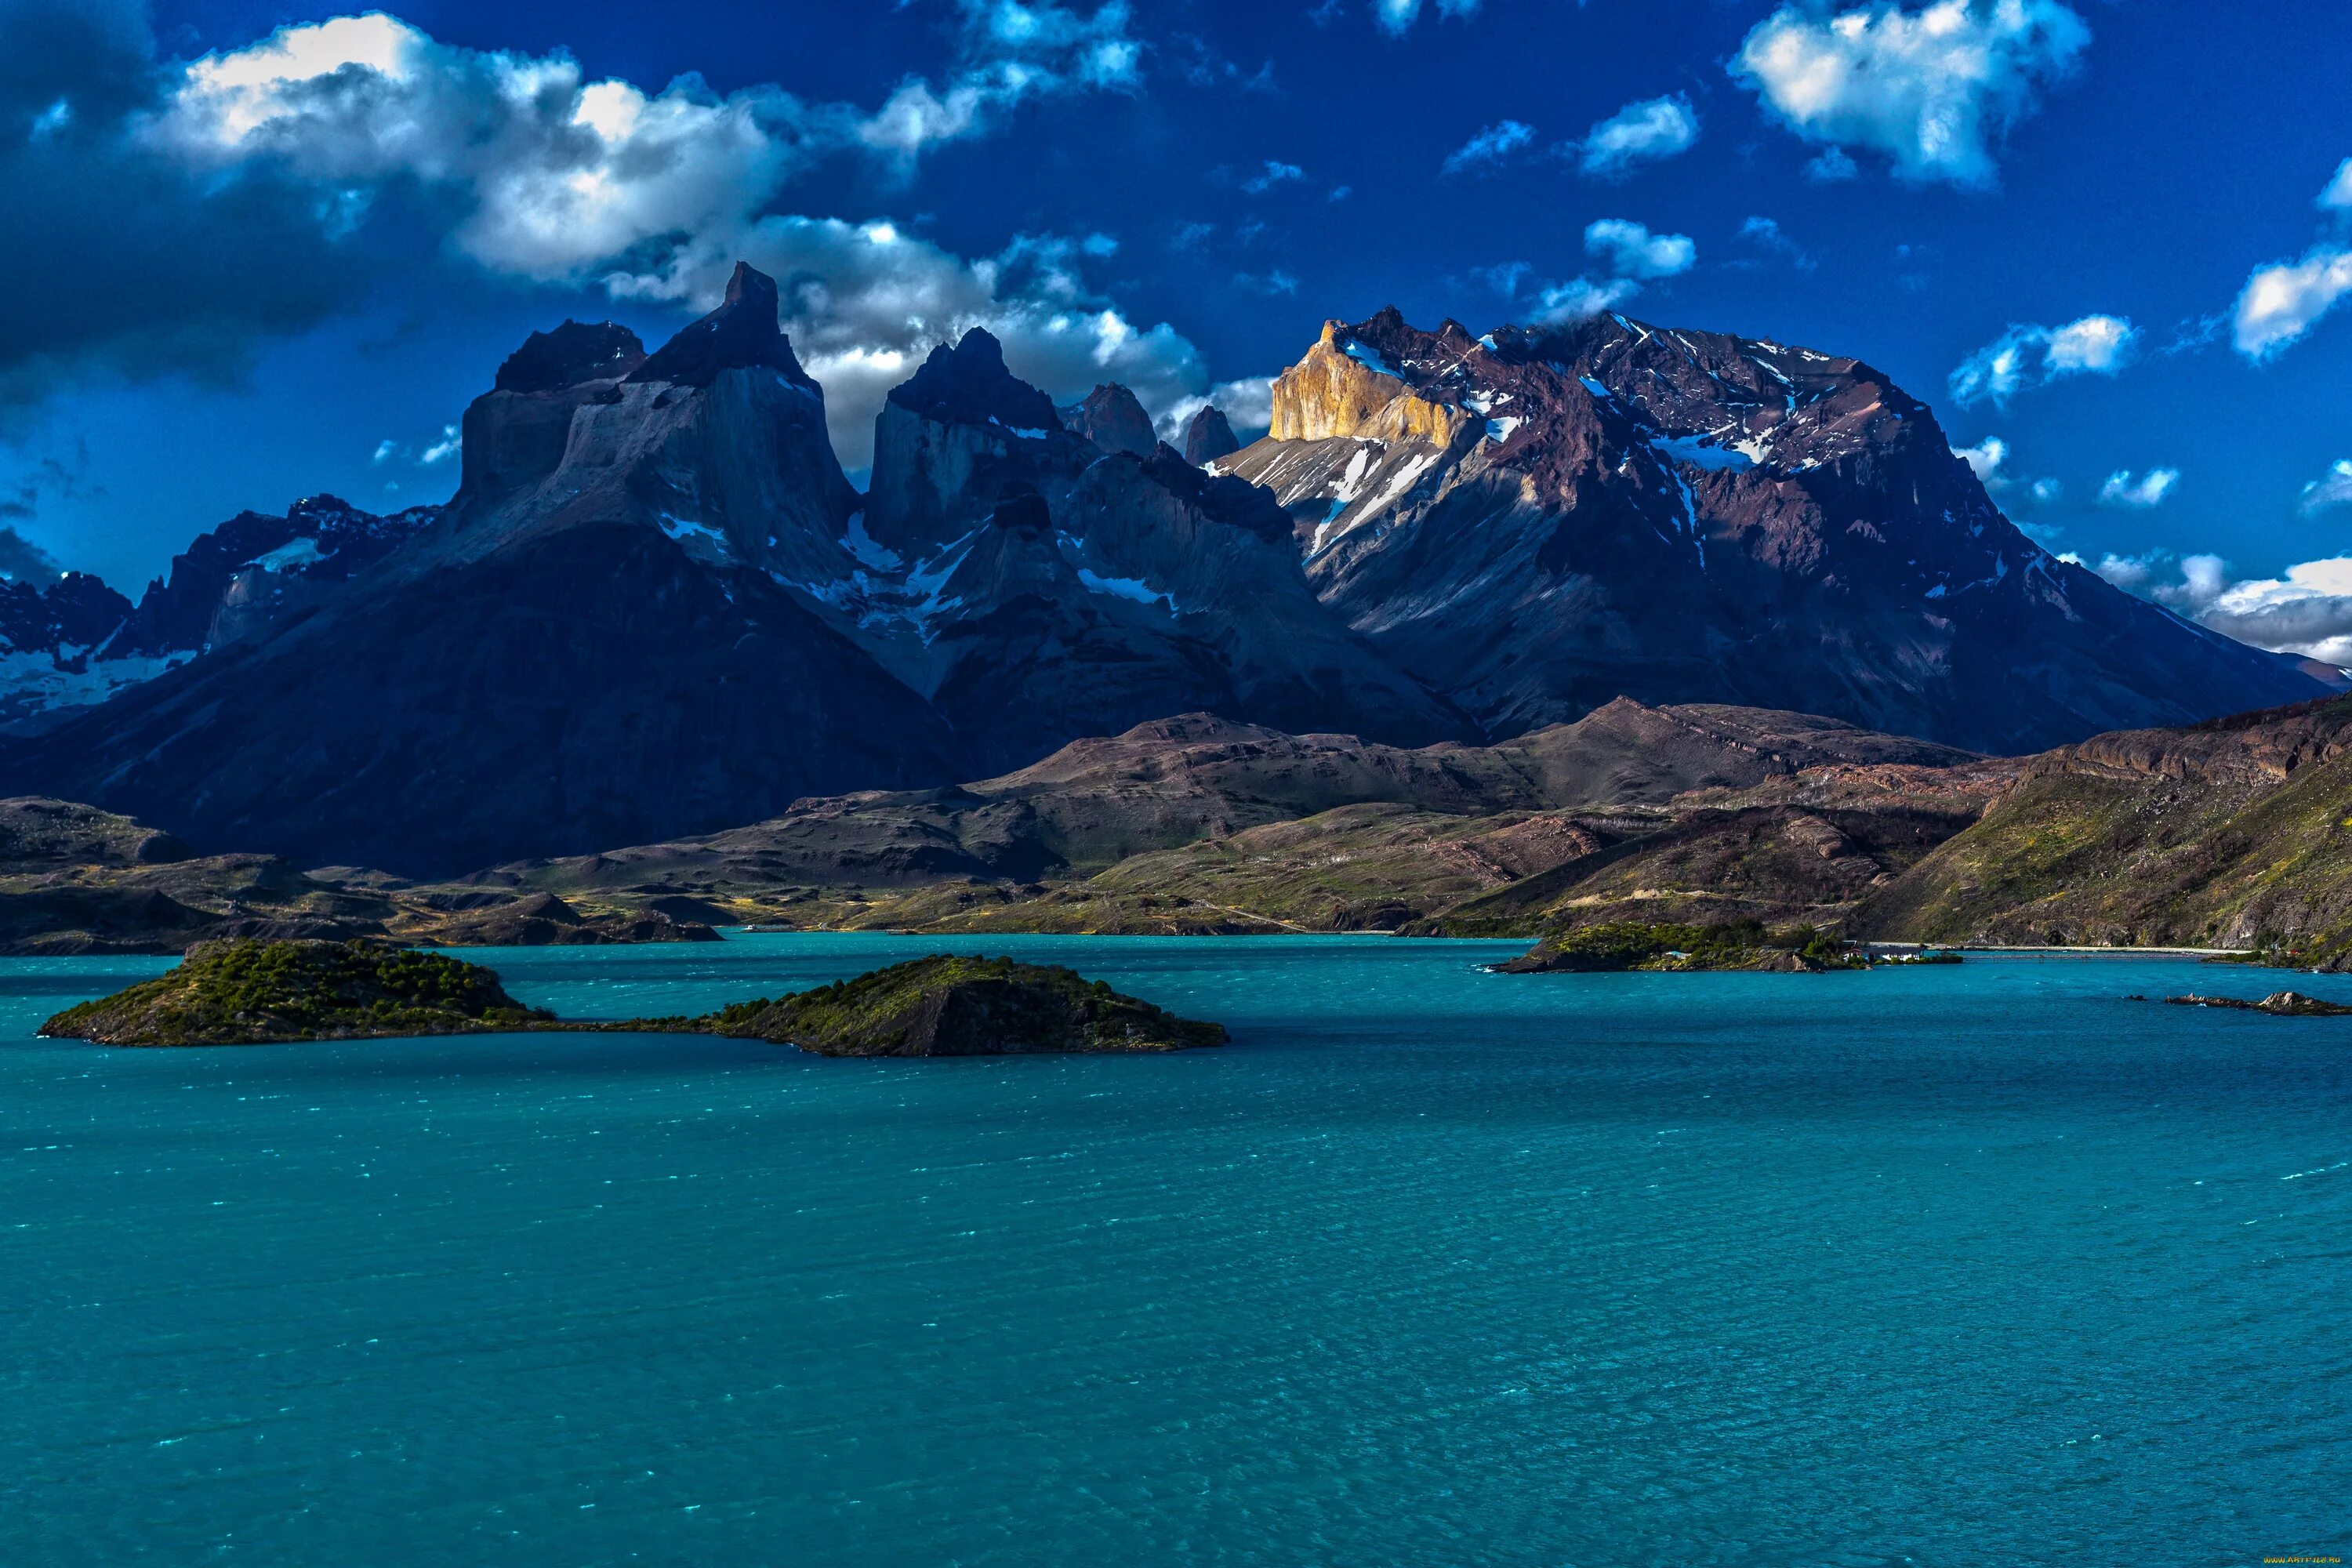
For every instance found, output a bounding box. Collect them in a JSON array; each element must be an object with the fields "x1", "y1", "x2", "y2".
[{"x1": 1855, "y1": 697, "x2": 2352, "y2": 964}]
